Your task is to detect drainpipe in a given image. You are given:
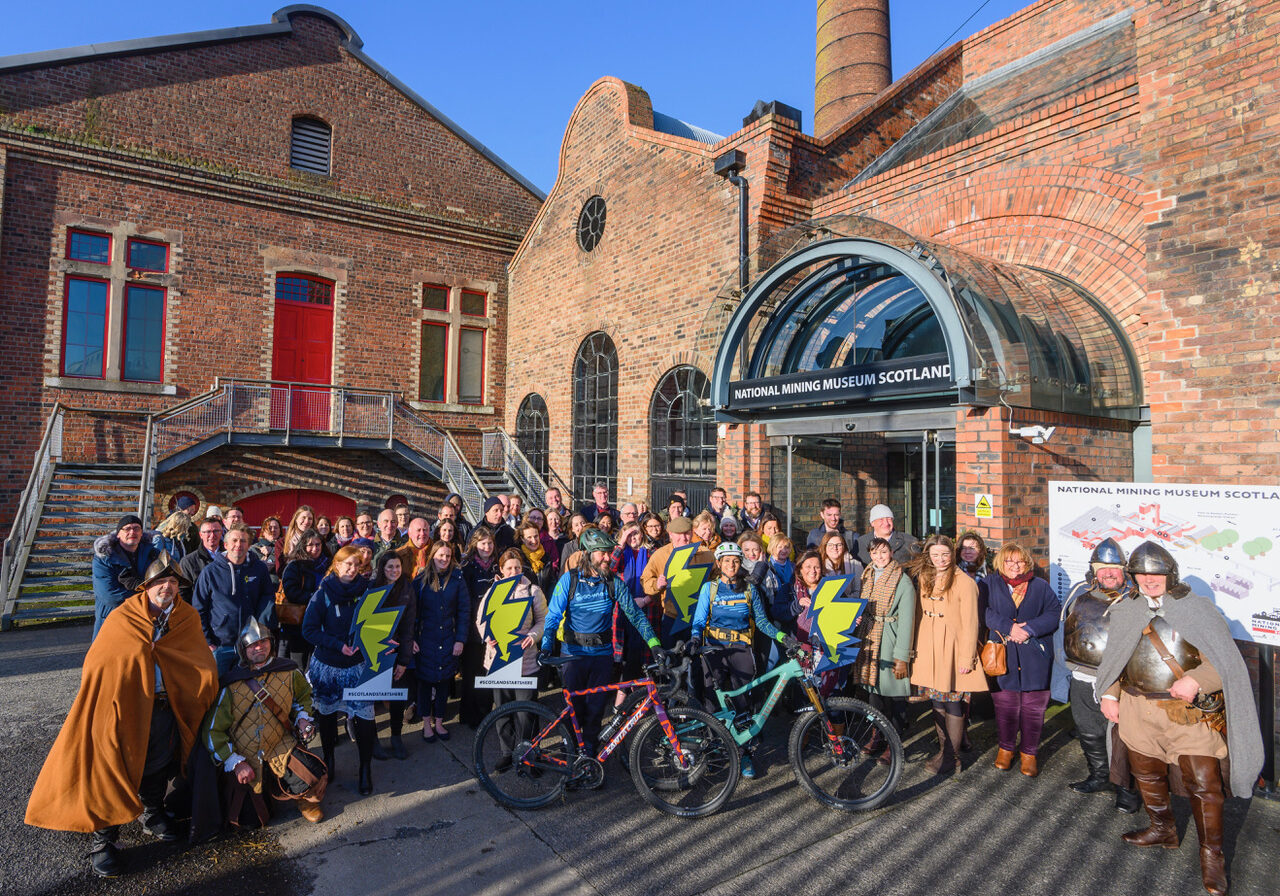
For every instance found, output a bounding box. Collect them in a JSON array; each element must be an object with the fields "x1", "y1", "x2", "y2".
[{"x1": 714, "y1": 149, "x2": 750, "y2": 375}]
